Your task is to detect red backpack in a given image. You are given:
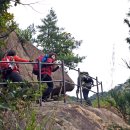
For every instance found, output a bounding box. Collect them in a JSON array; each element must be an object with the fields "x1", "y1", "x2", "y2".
[
  {"x1": 32, "y1": 54, "x2": 49, "y2": 75},
  {"x1": 0, "y1": 56, "x2": 18, "y2": 73}
]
